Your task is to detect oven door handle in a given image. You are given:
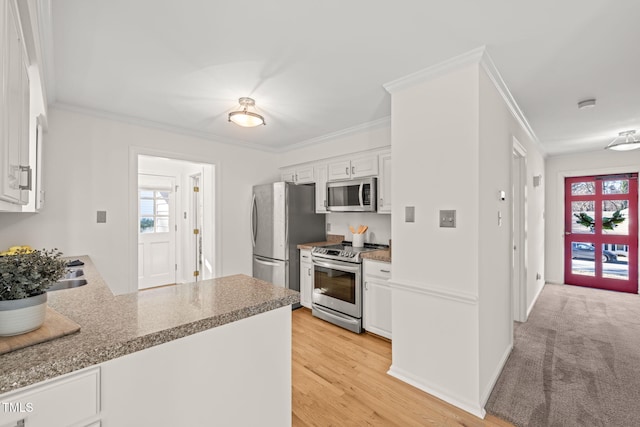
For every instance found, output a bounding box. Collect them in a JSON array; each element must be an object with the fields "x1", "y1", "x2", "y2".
[
  {"x1": 313, "y1": 305, "x2": 361, "y2": 327},
  {"x1": 312, "y1": 259, "x2": 360, "y2": 273}
]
